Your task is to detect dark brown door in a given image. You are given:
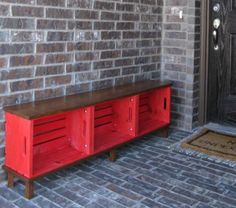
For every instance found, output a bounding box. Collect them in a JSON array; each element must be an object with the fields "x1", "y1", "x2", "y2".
[{"x1": 207, "y1": 0, "x2": 236, "y2": 125}]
